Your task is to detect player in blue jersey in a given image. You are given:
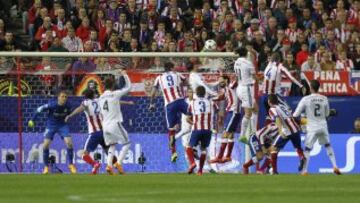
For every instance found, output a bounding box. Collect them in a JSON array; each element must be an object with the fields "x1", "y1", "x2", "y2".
[{"x1": 28, "y1": 90, "x2": 76, "y2": 174}]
